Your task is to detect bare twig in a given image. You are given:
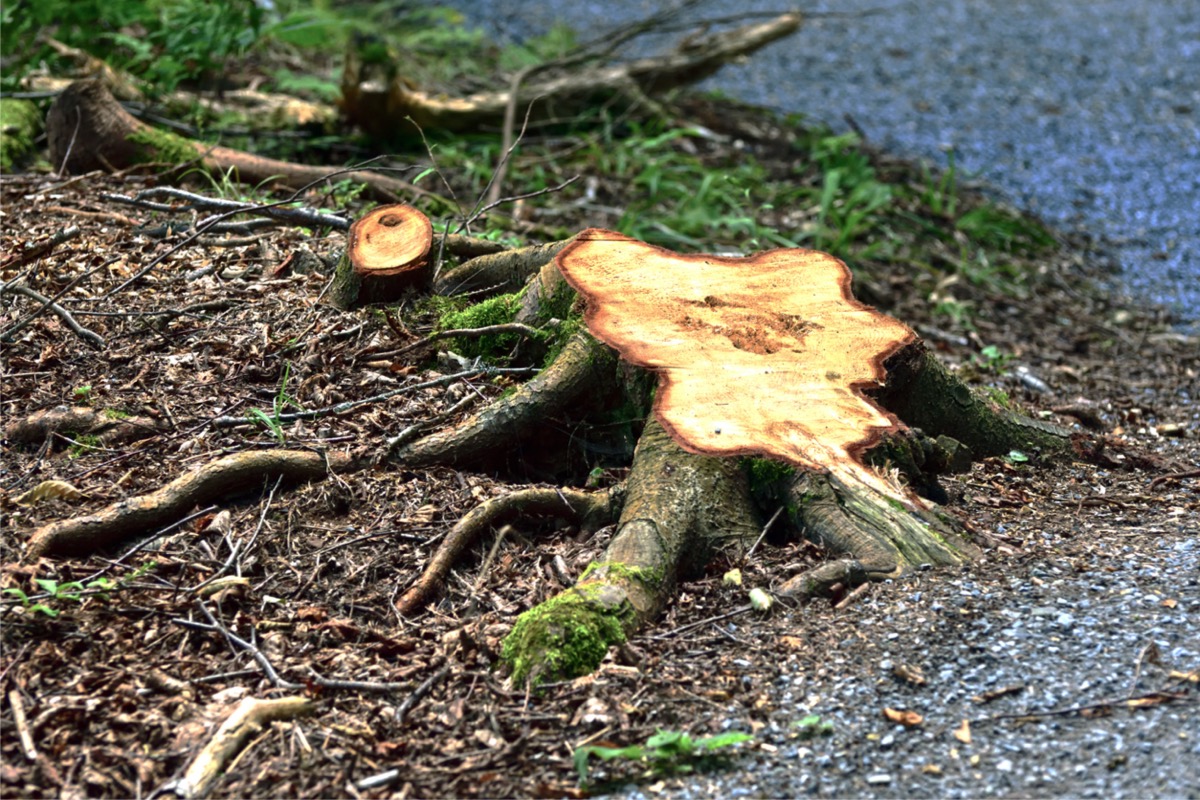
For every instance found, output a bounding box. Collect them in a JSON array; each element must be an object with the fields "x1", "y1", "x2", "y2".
[
  {"x1": 8, "y1": 690, "x2": 38, "y2": 761},
  {"x1": 743, "y1": 505, "x2": 783, "y2": 563},
  {"x1": 395, "y1": 665, "x2": 451, "y2": 724},
  {"x1": 0, "y1": 280, "x2": 105, "y2": 348}
]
